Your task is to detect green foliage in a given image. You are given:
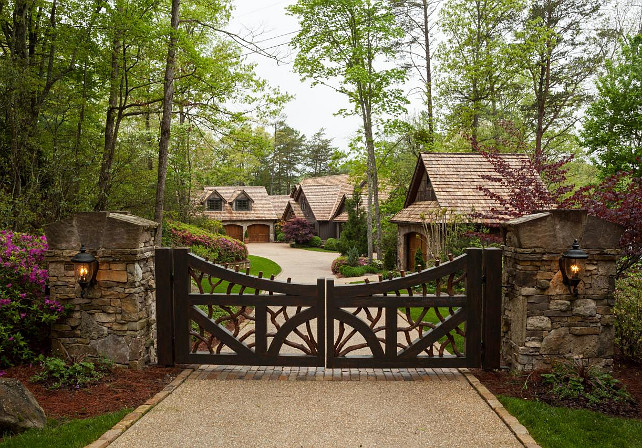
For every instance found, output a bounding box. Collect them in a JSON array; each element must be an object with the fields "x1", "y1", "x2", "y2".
[
  {"x1": 582, "y1": 35, "x2": 642, "y2": 177},
  {"x1": 346, "y1": 247, "x2": 361, "y2": 267},
  {"x1": 337, "y1": 188, "x2": 368, "y2": 255},
  {"x1": 187, "y1": 216, "x2": 224, "y2": 235},
  {"x1": 338, "y1": 264, "x2": 380, "y2": 278},
  {"x1": 324, "y1": 238, "x2": 338, "y2": 251},
  {"x1": 499, "y1": 395, "x2": 642, "y2": 448},
  {"x1": 541, "y1": 359, "x2": 632, "y2": 405},
  {"x1": 30, "y1": 357, "x2": 112, "y2": 390},
  {"x1": 383, "y1": 246, "x2": 397, "y2": 271},
  {"x1": 276, "y1": 232, "x2": 286, "y2": 243},
  {"x1": 614, "y1": 267, "x2": 642, "y2": 361},
  {"x1": 0, "y1": 409, "x2": 131, "y2": 448},
  {"x1": 308, "y1": 236, "x2": 322, "y2": 247},
  {"x1": 414, "y1": 247, "x2": 426, "y2": 271}
]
